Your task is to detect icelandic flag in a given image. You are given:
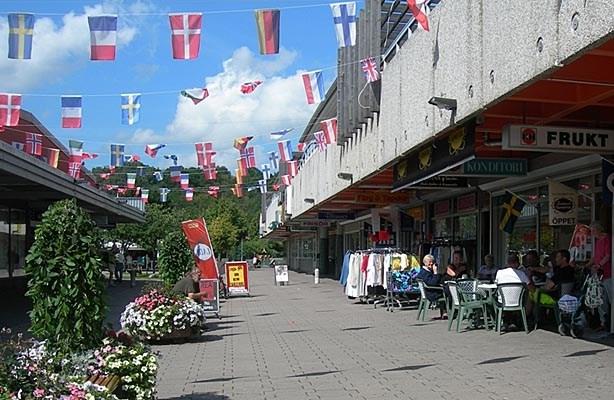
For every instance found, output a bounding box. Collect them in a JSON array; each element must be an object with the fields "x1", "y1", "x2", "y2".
[
  {"x1": 181, "y1": 87, "x2": 209, "y2": 105},
  {"x1": 281, "y1": 174, "x2": 292, "y2": 186},
  {"x1": 61, "y1": 96, "x2": 82, "y2": 128},
  {"x1": 145, "y1": 144, "x2": 165, "y2": 158},
  {"x1": 126, "y1": 173, "x2": 137, "y2": 189},
  {"x1": 88, "y1": 15, "x2": 117, "y2": 60},
  {"x1": 110, "y1": 144, "x2": 125, "y2": 167},
  {"x1": 254, "y1": 9, "x2": 280, "y2": 55},
  {"x1": 141, "y1": 189, "x2": 149, "y2": 204},
  {"x1": 25, "y1": 132, "x2": 42, "y2": 156},
  {"x1": 268, "y1": 151, "x2": 280, "y2": 171},
  {"x1": 301, "y1": 71, "x2": 325, "y2": 105},
  {"x1": 321, "y1": 117, "x2": 338, "y2": 144},
  {"x1": 287, "y1": 160, "x2": 299, "y2": 177},
  {"x1": 185, "y1": 188, "x2": 194, "y2": 202},
  {"x1": 330, "y1": 2, "x2": 356, "y2": 48},
  {"x1": 278, "y1": 140, "x2": 293, "y2": 162},
  {"x1": 270, "y1": 128, "x2": 293, "y2": 140},
  {"x1": 0, "y1": 93, "x2": 21, "y2": 126},
  {"x1": 8, "y1": 13, "x2": 34, "y2": 60},
  {"x1": 261, "y1": 164, "x2": 271, "y2": 180},
  {"x1": 180, "y1": 173, "x2": 189, "y2": 189},
  {"x1": 203, "y1": 164, "x2": 217, "y2": 180},
  {"x1": 69, "y1": 139, "x2": 83, "y2": 158},
  {"x1": 169, "y1": 13, "x2": 202, "y2": 60},
  {"x1": 121, "y1": 93, "x2": 141, "y2": 125},
  {"x1": 153, "y1": 171, "x2": 163, "y2": 182},
  {"x1": 170, "y1": 165, "x2": 182, "y2": 182},
  {"x1": 258, "y1": 179, "x2": 268, "y2": 194},
  {"x1": 160, "y1": 188, "x2": 171, "y2": 203}
]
